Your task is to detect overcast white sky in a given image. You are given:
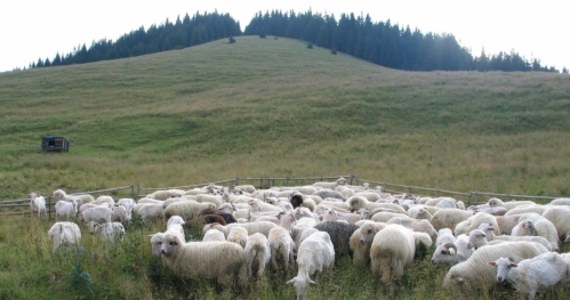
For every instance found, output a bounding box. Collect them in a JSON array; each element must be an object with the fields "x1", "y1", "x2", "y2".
[{"x1": 1, "y1": 0, "x2": 568, "y2": 72}]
